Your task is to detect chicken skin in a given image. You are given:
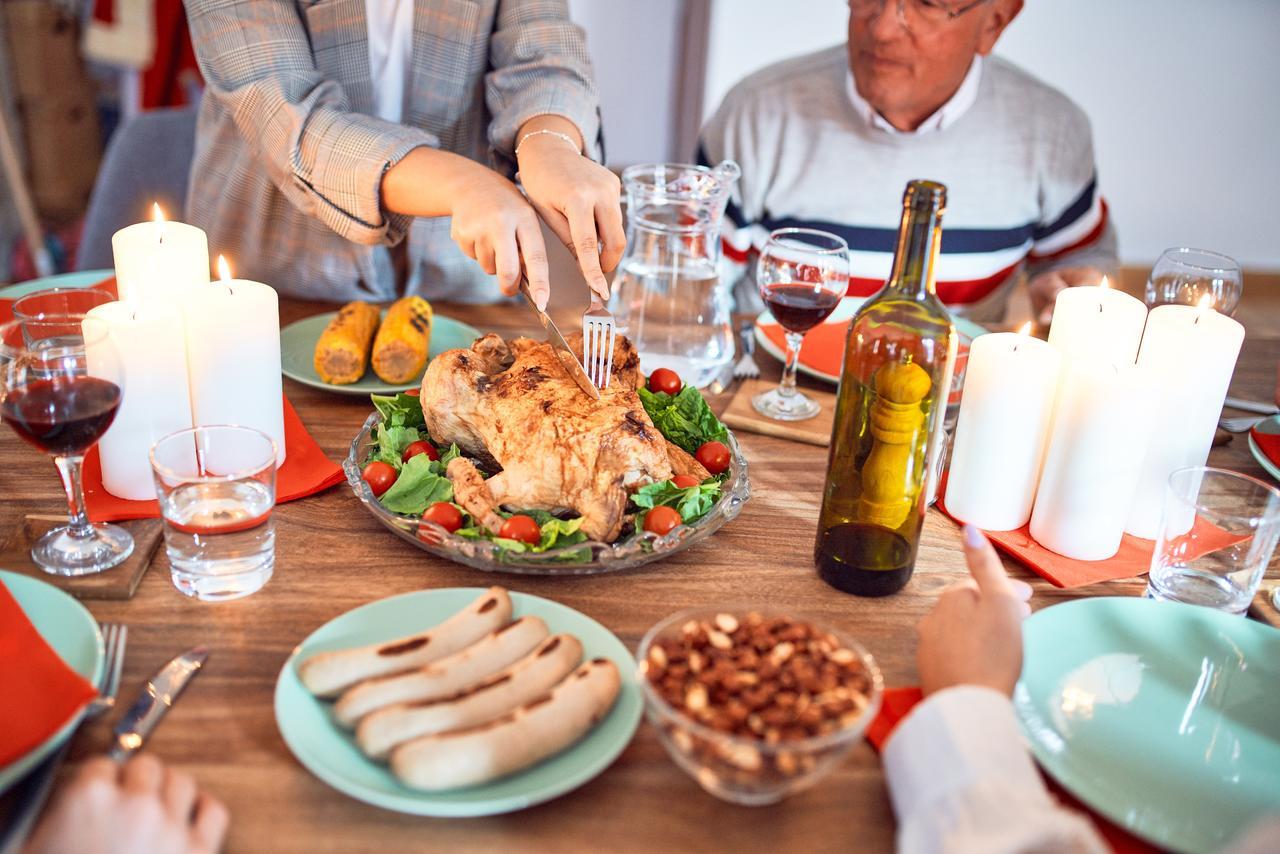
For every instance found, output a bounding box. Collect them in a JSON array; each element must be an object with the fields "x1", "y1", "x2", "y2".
[{"x1": 421, "y1": 332, "x2": 688, "y2": 542}]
